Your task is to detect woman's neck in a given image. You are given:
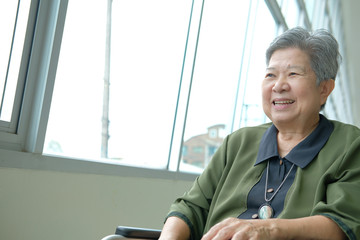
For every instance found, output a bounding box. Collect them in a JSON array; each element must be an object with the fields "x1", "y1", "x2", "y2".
[{"x1": 276, "y1": 119, "x2": 319, "y2": 157}]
